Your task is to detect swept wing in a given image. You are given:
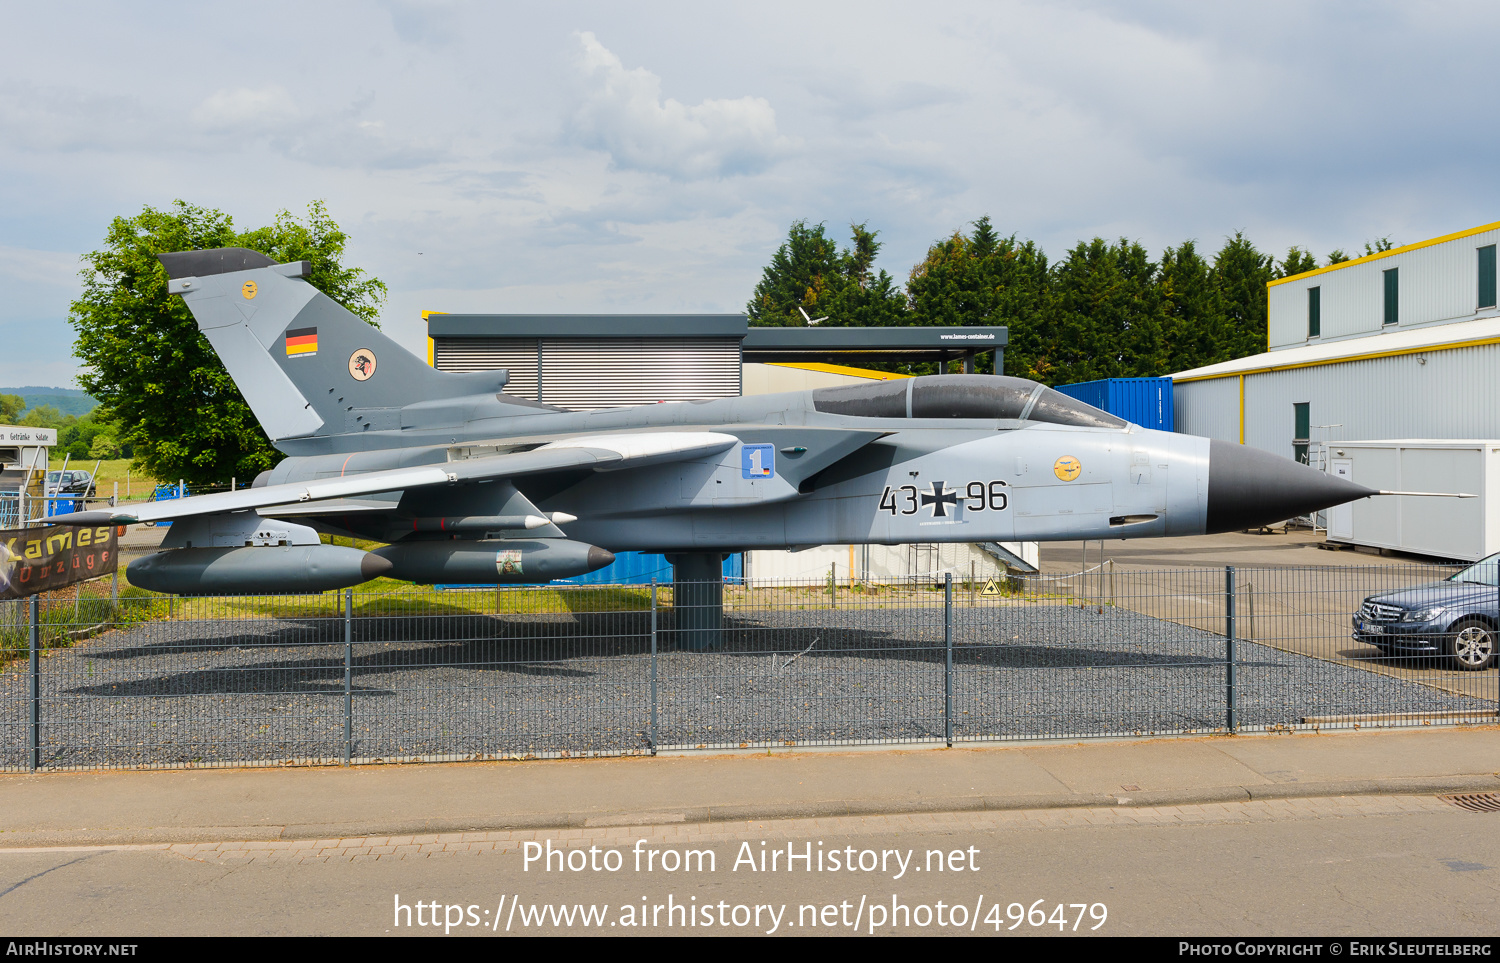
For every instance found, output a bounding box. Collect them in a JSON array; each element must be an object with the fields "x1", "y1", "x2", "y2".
[{"x1": 51, "y1": 432, "x2": 739, "y2": 526}]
